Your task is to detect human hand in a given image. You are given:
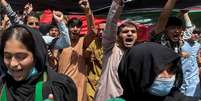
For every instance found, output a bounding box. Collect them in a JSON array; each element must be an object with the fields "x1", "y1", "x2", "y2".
[
  {"x1": 3, "y1": 14, "x2": 9, "y2": 23},
  {"x1": 180, "y1": 51, "x2": 189, "y2": 58},
  {"x1": 79, "y1": 0, "x2": 90, "y2": 12},
  {"x1": 0, "y1": 0, "x2": 5, "y2": 3},
  {"x1": 0, "y1": 0, "x2": 8, "y2": 6},
  {"x1": 180, "y1": 9, "x2": 189, "y2": 14},
  {"x1": 53, "y1": 10, "x2": 64, "y2": 23},
  {"x1": 23, "y1": 3, "x2": 33, "y2": 15},
  {"x1": 44, "y1": 94, "x2": 54, "y2": 101}
]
